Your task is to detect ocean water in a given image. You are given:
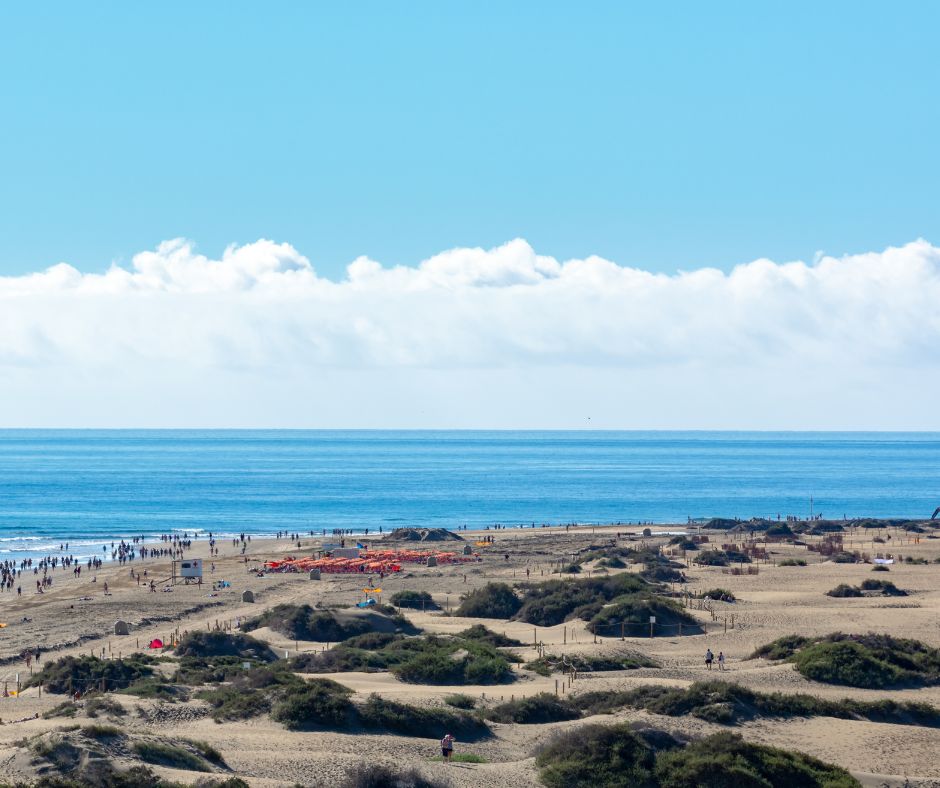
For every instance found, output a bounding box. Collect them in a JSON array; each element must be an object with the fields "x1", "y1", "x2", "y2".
[{"x1": 0, "y1": 430, "x2": 937, "y2": 561}]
